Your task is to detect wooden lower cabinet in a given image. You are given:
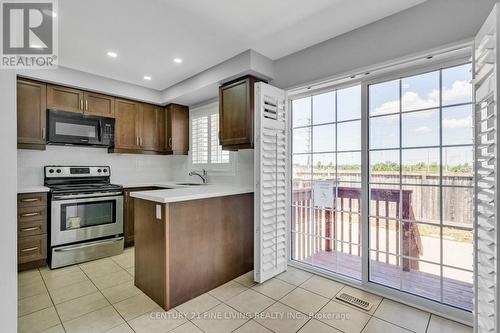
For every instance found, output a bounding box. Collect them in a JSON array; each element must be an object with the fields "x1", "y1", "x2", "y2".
[
  {"x1": 134, "y1": 193, "x2": 254, "y2": 309},
  {"x1": 18, "y1": 234, "x2": 47, "y2": 264},
  {"x1": 17, "y1": 193, "x2": 48, "y2": 271},
  {"x1": 123, "y1": 187, "x2": 161, "y2": 247}
]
